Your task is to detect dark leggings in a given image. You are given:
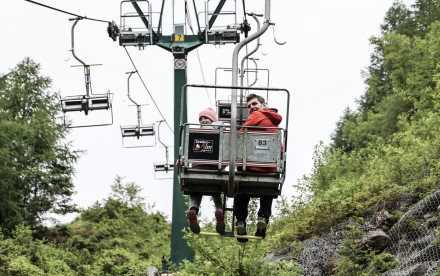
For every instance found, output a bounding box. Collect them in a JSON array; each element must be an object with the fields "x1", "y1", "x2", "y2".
[{"x1": 234, "y1": 194, "x2": 273, "y2": 222}]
